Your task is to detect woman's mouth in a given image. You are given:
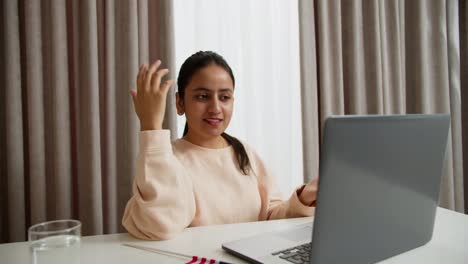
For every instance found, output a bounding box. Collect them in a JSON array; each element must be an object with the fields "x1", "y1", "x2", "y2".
[{"x1": 204, "y1": 118, "x2": 223, "y2": 126}]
